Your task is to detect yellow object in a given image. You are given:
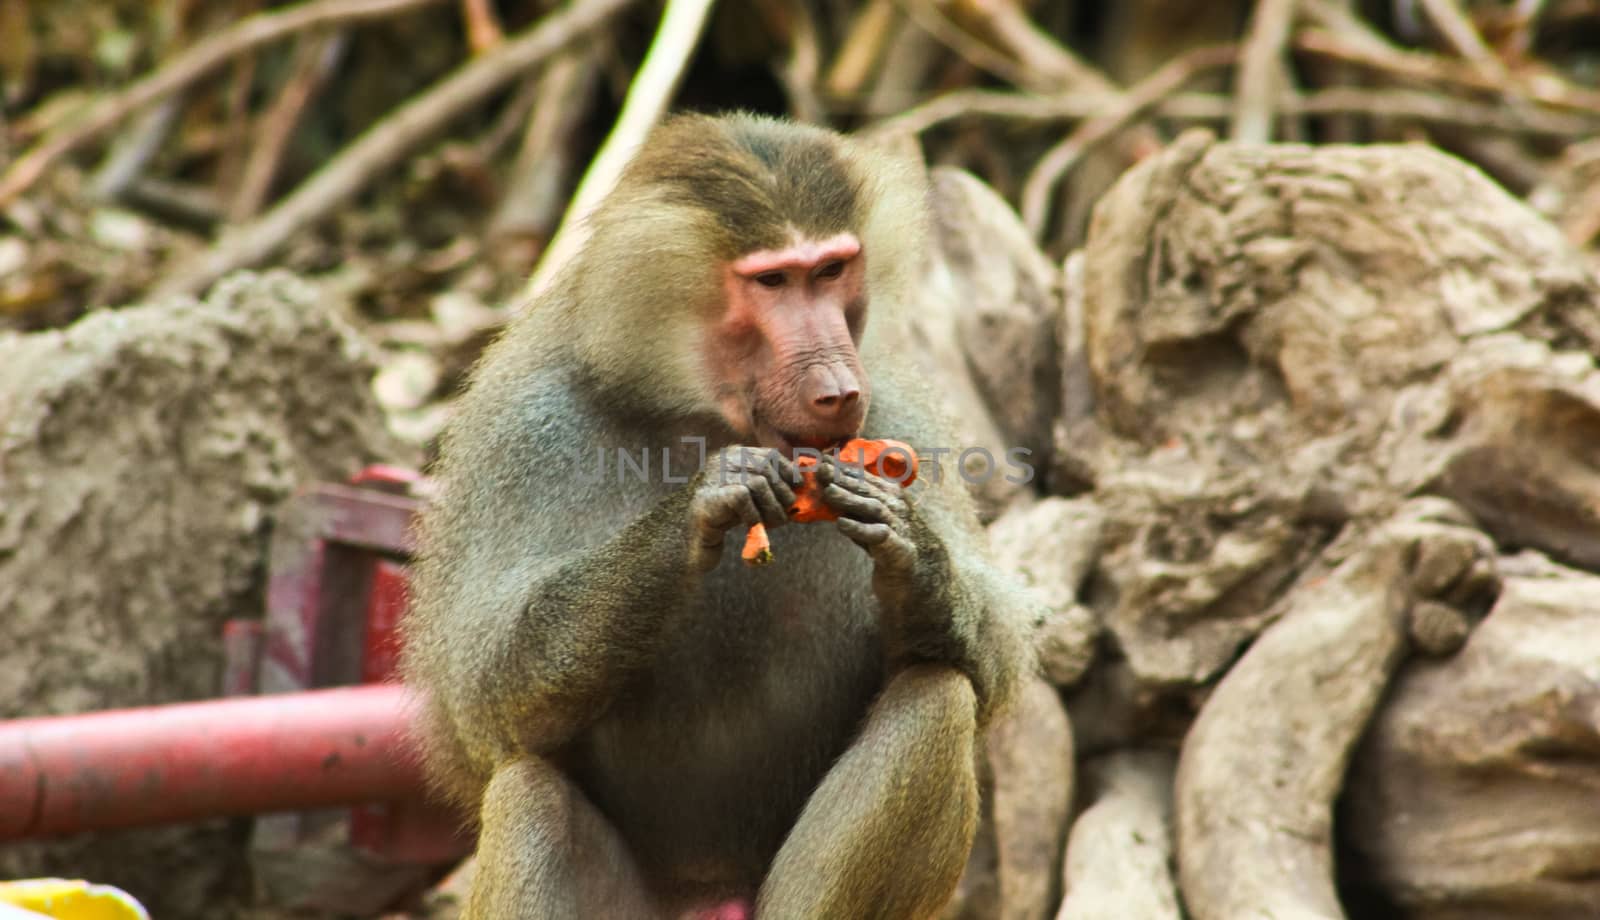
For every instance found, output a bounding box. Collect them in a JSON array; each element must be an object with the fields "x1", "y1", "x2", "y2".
[{"x1": 0, "y1": 880, "x2": 149, "y2": 920}]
